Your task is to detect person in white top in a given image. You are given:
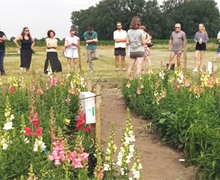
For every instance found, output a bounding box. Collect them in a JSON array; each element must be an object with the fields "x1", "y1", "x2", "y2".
[
  {"x1": 113, "y1": 22, "x2": 127, "y2": 71},
  {"x1": 64, "y1": 29, "x2": 80, "y2": 72},
  {"x1": 44, "y1": 30, "x2": 62, "y2": 74}
]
